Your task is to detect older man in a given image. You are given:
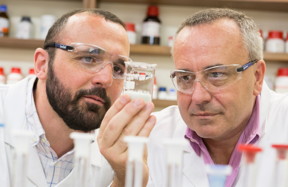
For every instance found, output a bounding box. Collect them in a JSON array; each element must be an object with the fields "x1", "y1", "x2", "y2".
[{"x1": 148, "y1": 8, "x2": 288, "y2": 187}]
